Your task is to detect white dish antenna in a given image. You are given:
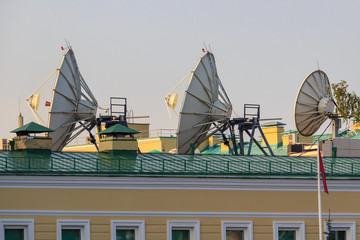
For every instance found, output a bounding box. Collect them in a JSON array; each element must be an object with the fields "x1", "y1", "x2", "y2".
[
  {"x1": 175, "y1": 51, "x2": 232, "y2": 154},
  {"x1": 27, "y1": 47, "x2": 98, "y2": 151},
  {"x1": 294, "y1": 70, "x2": 335, "y2": 136},
  {"x1": 166, "y1": 50, "x2": 278, "y2": 156}
]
